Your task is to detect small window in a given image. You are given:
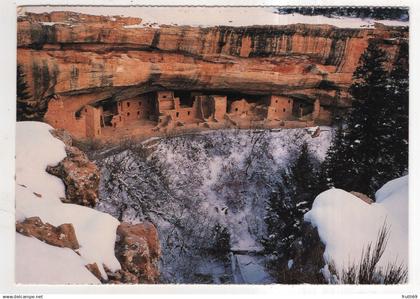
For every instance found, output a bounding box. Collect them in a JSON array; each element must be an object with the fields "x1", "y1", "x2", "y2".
[
  {"x1": 118, "y1": 102, "x2": 121, "y2": 106},
  {"x1": 275, "y1": 100, "x2": 278, "y2": 103},
  {"x1": 127, "y1": 102, "x2": 130, "y2": 107},
  {"x1": 187, "y1": 111, "x2": 190, "y2": 116},
  {"x1": 127, "y1": 112, "x2": 130, "y2": 116},
  {"x1": 163, "y1": 95, "x2": 167, "y2": 99},
  {"x1": 137, "y1": 111, "x2": 140, "y2": 115},
  {"x1": 85, "y1": 108, "x2": 87, "y2": 113},
  {"x1": 283, "y1": 108, "x2": 286, "y2": 112},
  {"x1": 176, "y1": 112, "x2": 179, "y2": 118},
  {"x1": 119, "y1": 116, "x2": 121, "y2": 121},
  {"x1": 235, "y1": 108, "x2": 238, "y2": 112},
  {"x1": 288, "y1": 100, "x2": 291, "y2": 103}
]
